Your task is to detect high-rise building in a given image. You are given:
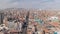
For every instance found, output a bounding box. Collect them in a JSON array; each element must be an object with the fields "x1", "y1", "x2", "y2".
[{"x1": 0, "y1": 12, "x2": 4, "y2": 24}]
